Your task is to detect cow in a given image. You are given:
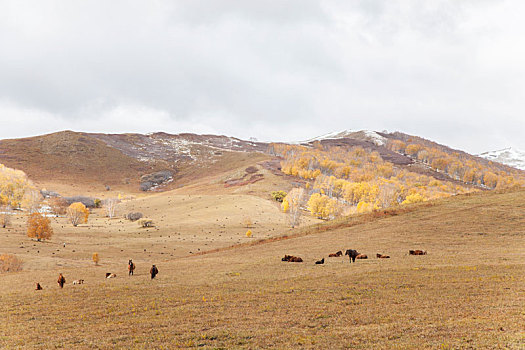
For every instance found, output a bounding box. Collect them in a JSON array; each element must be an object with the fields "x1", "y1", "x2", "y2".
[
  {"x1": 35, "y1": 282, "x2": 43, "y2": 290},
  {"x1": 376, "y1": 253, "x2": 390, "y2": 258},
  {"x1": 106, "y1": 273, "x2": 117, "y2": 278},
  {"x1": 356, "y1": 254, "x2": 368, "y2": 259},
  {"x1": 344, "y1": 249, "x2": 359, "y2": 263},
  {"x1": 315, "y1": 258, "x2": 325, "y2": 265},
  {"x1": 328, "y1": 251, "x2": 343, "y2": 257},
  {"x1": 409, "y1": 250, "x2": 427, "y2": 255},
  {"x1": 72, "y1": 279, "x2": 84, "y2": 285},
  {"x1": 281, "y1": 255, "x2": 303, "y2": 262},
  {"x1": 128, "y1": 259, "x2": 135, "y2": 276},
  {"x1": 57, "y1": 274, "x2": 66, "y2": 288},
  {"x1": 150, "y1": 265, "x2": 159, "y2": 279}
]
